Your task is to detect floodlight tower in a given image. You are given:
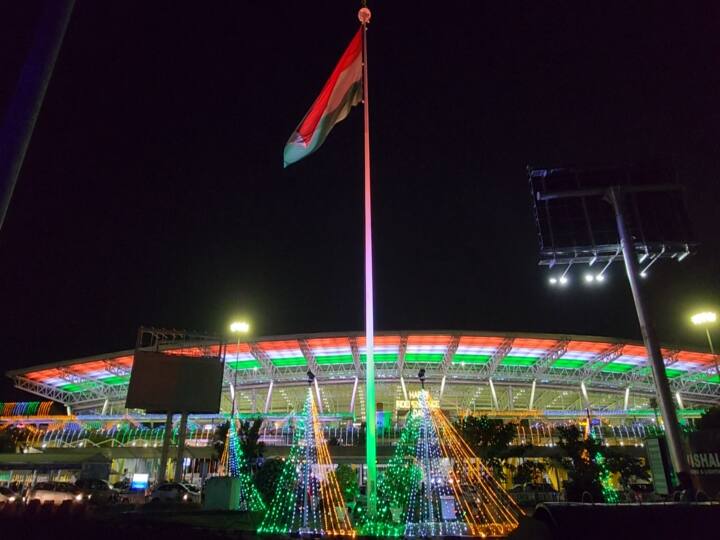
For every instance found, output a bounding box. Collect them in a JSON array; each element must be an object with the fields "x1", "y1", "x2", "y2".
[
  {"x1": 529, "y1": 164, "x2": 697, "y2": 491},
  {"x1": 229, "y1": 321, "x2": 251, "y2": 414}
]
